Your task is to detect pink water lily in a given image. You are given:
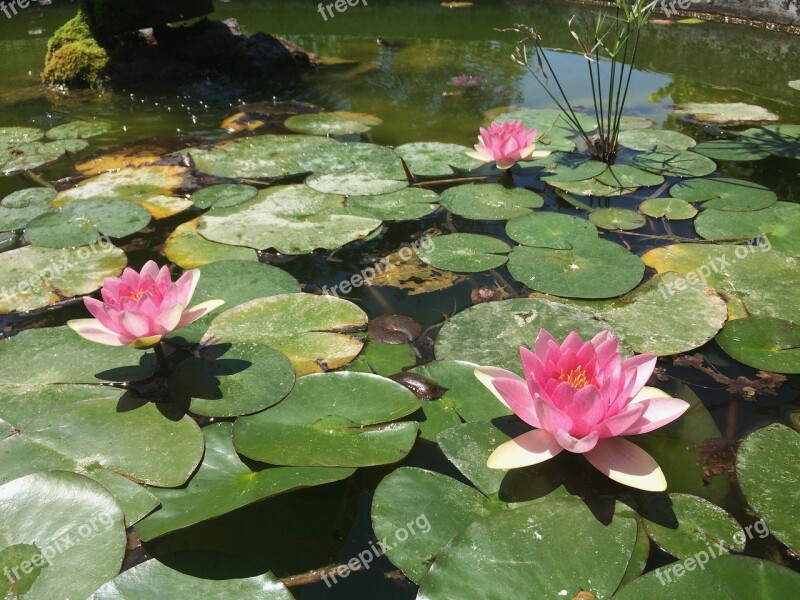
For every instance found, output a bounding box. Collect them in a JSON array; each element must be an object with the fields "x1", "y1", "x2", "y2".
[
  {"x1": 475, "y1": 329, "x2": 690, "y2": 491},
  {"x1": 465, "y1": 120, "x2": 551, "y2": 169},
  {"x1": 68, "y1": 261, "x2": 224, "y2": 349}
]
